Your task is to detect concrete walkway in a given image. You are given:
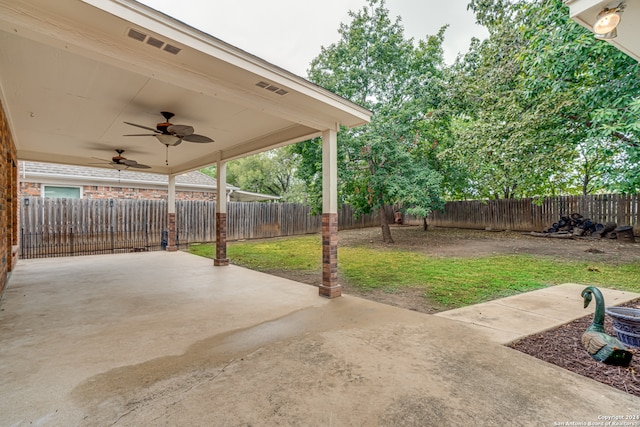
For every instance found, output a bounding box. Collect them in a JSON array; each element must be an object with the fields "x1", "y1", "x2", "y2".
[
  {"x1": 436, "y1": 283, "x2": 640, "y2": 344},
  {"x1": 1, "y1": 252, "x2": 639, "y2": 426}
]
